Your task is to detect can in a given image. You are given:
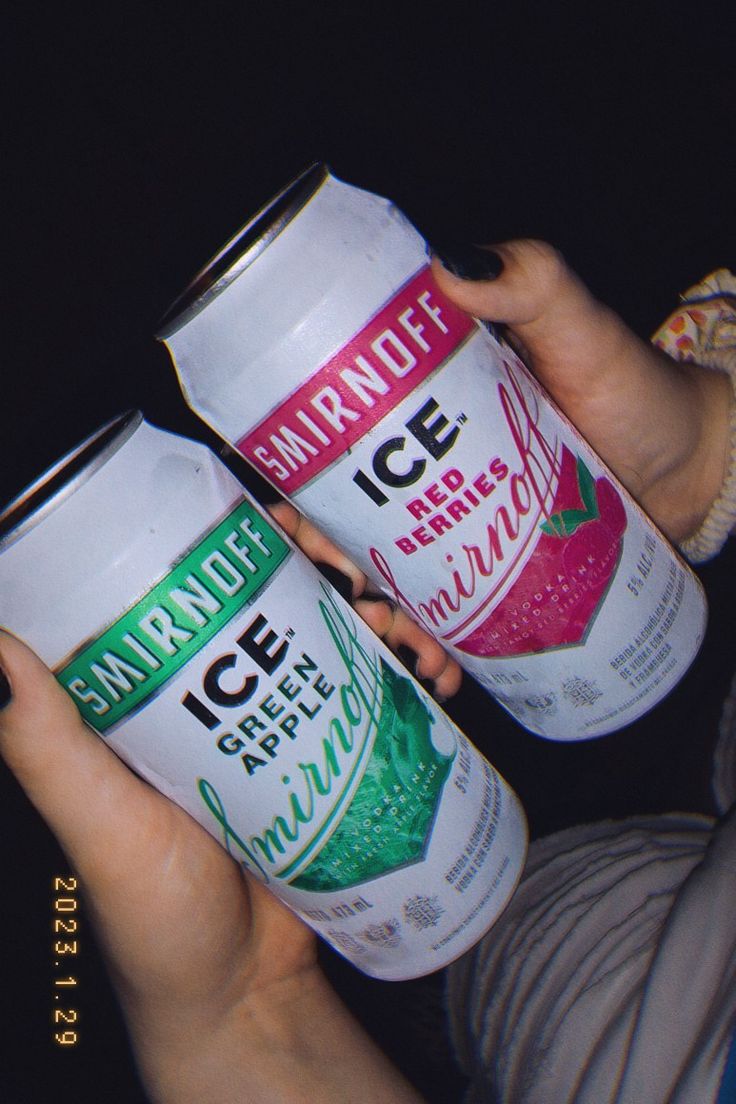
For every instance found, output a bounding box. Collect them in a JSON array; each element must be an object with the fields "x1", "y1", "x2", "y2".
[
  {"x1": 157, "y1": 165, "x2": 708, "y2": 740},
  {"x1": 0, "y1": 412, "x2": 527, "y2": 980}
]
